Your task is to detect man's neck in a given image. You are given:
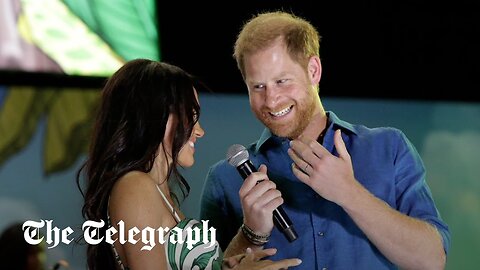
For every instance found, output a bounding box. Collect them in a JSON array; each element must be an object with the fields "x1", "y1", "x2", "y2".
[{"x1": 298, "y1": 111, "x2": 328, "y2": 142}]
